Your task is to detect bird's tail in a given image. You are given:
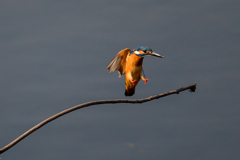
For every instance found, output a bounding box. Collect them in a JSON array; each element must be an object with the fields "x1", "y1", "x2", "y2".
[{"x1": 125, "y1": 88, "x2": 135, "y2": 96}]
